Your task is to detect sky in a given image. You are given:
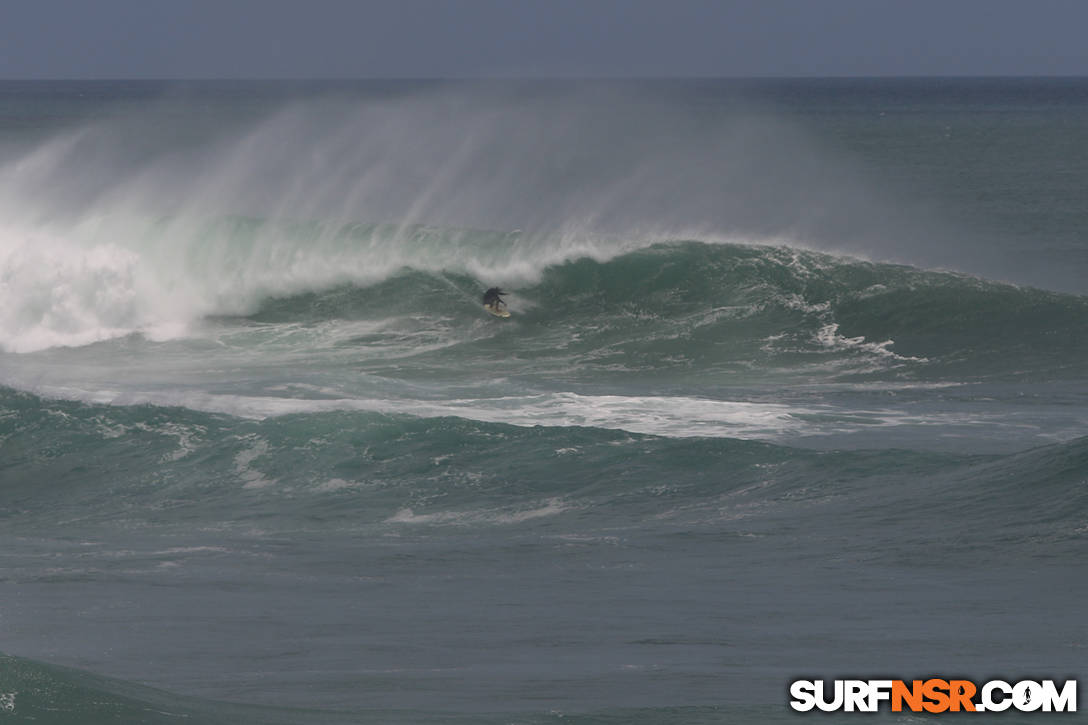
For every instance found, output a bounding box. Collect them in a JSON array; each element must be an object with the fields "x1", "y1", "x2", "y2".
[{"x1": 2, "y1": 0, "x2": 1087, "y2": 79}]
